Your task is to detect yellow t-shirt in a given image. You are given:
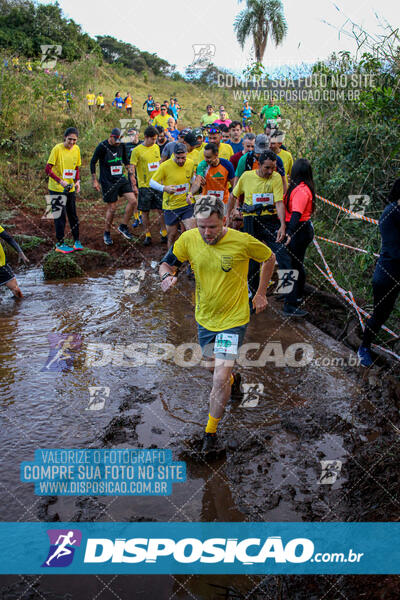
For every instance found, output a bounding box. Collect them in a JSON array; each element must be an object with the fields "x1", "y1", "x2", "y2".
[
  {"x1": 198, "y1": 142, "x2": 233, "y2": 162},
  {"x1": 130, "y1": 144, "x2": 161, "y2": 188},
  {"x1": 277, "y1": 148, "x2": 293, "y2": 179},
  {"x1": 47, "y1": 143, "x2": 82, "y2": 193},
  {"x1": 0, "y1": 225, "x2": 5, "y2": 267},
  {"x1": 86, "y1": 93, "x2": 95, "y2": 106},
  {"x1": 173, "y1": 228, "x2": 272, "y2": 330},
  {"x1": 151, "y1": 157, "x2": 195, "y2": 211},
  {"x1": 233, "y1": 170, "x2": 283, "y2": 217},
  {"x1": 153, "y1": 114, "x2": 170, "y2": 129},
  {"x1": 96, "y1": 95, "x2": 104, "y2": 106}
]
